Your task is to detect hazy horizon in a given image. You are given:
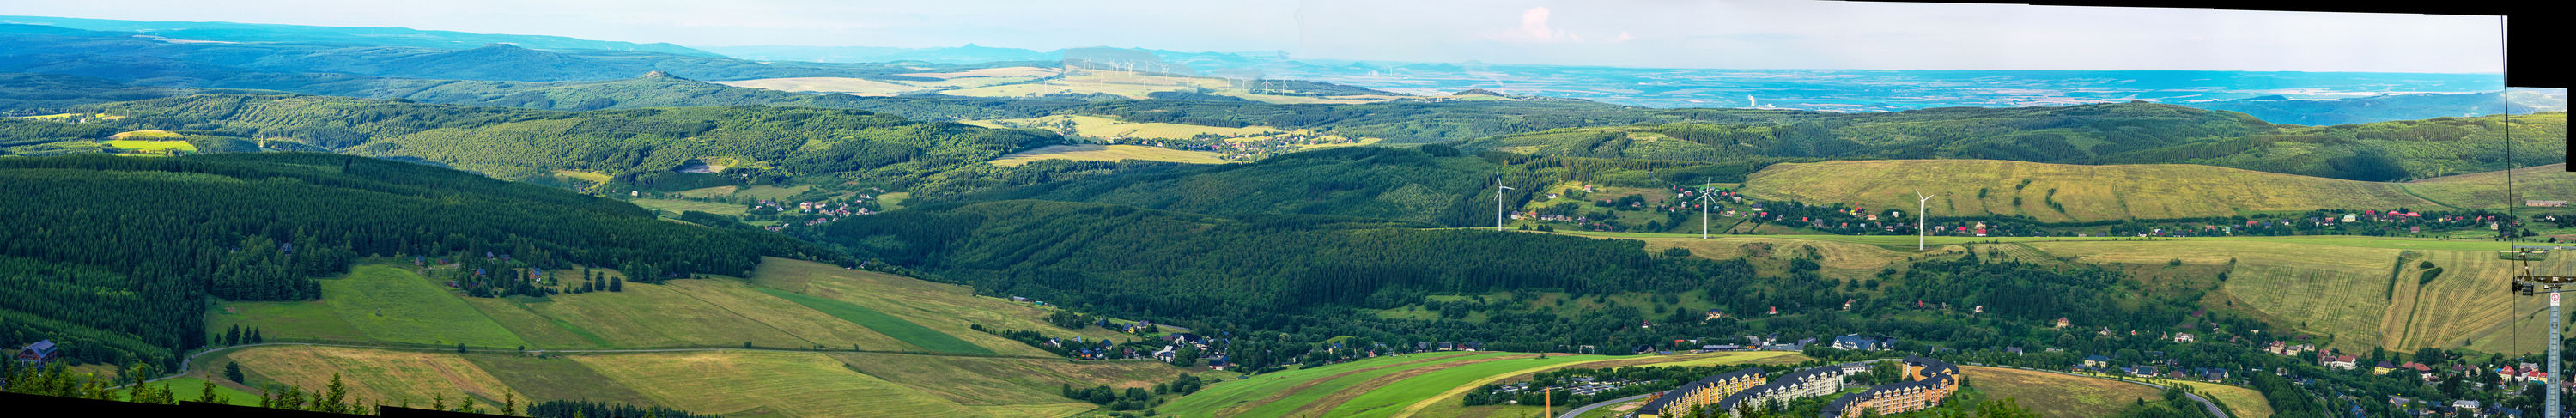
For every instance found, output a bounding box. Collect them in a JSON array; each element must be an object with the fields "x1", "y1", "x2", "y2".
[{"x1": 0, "y1": 0, "x2": 2509, "y2": 74}]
